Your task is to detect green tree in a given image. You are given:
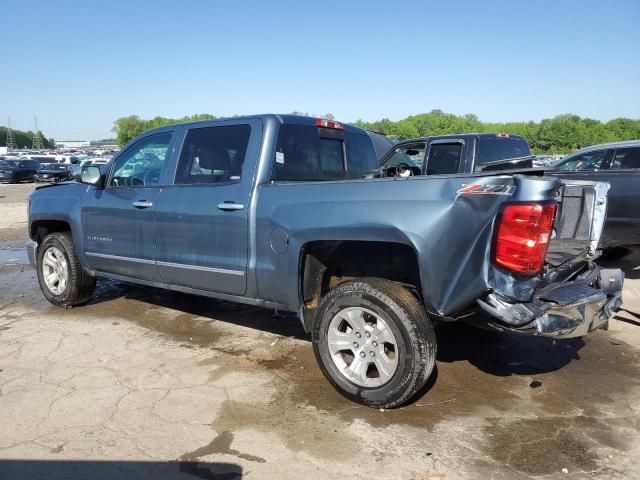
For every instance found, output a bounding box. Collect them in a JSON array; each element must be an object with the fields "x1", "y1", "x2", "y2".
[{"x1": 112, "y1": 113, "x2": 217, "y2": 145}]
